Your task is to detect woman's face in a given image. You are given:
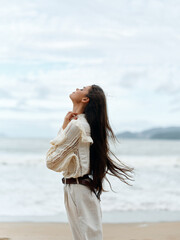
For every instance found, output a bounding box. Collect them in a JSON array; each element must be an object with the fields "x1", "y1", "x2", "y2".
[{"x1": 70, "y1": 85, "x2": 91, "y2": 103}]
